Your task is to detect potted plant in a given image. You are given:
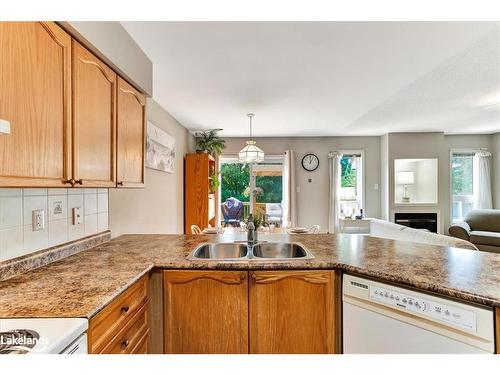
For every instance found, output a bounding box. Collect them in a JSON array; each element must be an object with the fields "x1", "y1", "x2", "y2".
[
  {"x1": 195, "y1": 129, "x2": 226, "y2": 156},
  {"x1": 209, "y1": 172, "x2": 220, "y2": 194}
]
